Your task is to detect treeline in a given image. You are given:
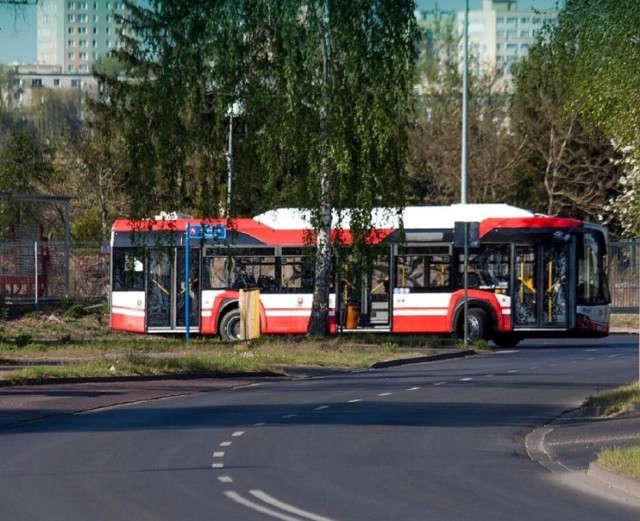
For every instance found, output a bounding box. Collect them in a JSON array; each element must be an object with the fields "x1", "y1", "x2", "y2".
[{"x1": 0, "y1": 0, "x2": 638, "y2": 243}]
